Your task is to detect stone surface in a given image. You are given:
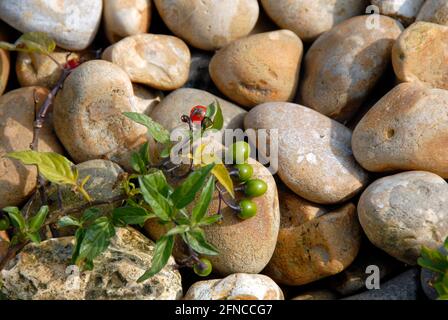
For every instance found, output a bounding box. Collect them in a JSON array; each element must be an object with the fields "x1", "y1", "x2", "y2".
[
  {"x1": 0, "y1": 0, "x2": 102, "y2": 50},
  {"x1": 53, "y1": 60, "x2": 147, "y2": 170},
  {"x1": 0, "y1": 228, "x2": 182, "y2": 300},
  {"x1": 263, "y1": 195, "x2": 362, "y2": 286},
  {"x1": 299, "y1": 15, "x2": 403, "y2": 121},
  {"x1": 421, "y1": 268, "x2": 439, "y2": 300},
  {"x1": 154, "y1": 0, "x2": 259, "y2": 51},
  {"x1": 0, "y1": 87, "x2": 64, "y2": 209},
  {"x1": 209, "y1": 30, "x2": 303, "y2": 108},
  {"x1": 102, "y1": 34, "x2": 190, "y2": 90},
  {"x1": 261, "y1": 0, "x2": 369, "y2": 42},
  {"x1": 358, "y1": 171, "x2": 448, "y2": 265},
  {"x1": 352, "y1": 82, "x2": 448, "y2": 178},
  {"x1": 372, "y1": 0, "x2": 425, "y2": 25},
  {"x1": 392, "y1": 22, "x2": 448, "y2": 91},
  {"x1": 146, "y1": 160, "x2": 280, "y2": 275},
  {"x1": 0, "y1": 35, "x2": 9, "y2": 95},
  {"x1": 103, "y1": 0, "x2": 151, "y2": 44},
  {"x1": 184, "y1": 274, "x2": 283, "y2": 300},
  {"x1": 132, "y1": 84, "x2": 163, "y2": 115},
  {"x1": 417, "y1": 0, "x2": 448, "y2": 26},
  {"x1": 292, "y1": 290, "x2": 338, "y2": 301},
  {"x1": 244, "y1": 102, "x2": 368, "y2": 204},
  {"x1": 344, "y1": 269, "x2": 420, "y2": 300}
]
